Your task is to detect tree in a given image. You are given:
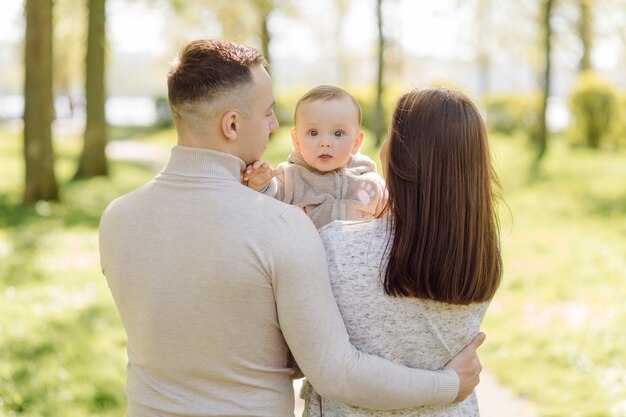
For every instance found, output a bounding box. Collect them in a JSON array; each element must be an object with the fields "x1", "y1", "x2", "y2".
[
  {"x1": 74, "y1": 0, "x2": 108, "y2": 178},
  {"x1": 536, "y1": 0, "x2": 556, "y2": 163},
  {"x1": 24, "y1": 0, "x2": 59, "y2": 202},
  {"x1": 373, "y1": 0, "x2": 386, "y2": 147},
  {"x1": 252, "y1": 0, "x2": 272, "y2": 65},
  {"x1": 54, "y1": 0, "x2": 87, "y2": 118},
  {"x1": 577, "y1": 0, "x2": 593, "y2": 71}
]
